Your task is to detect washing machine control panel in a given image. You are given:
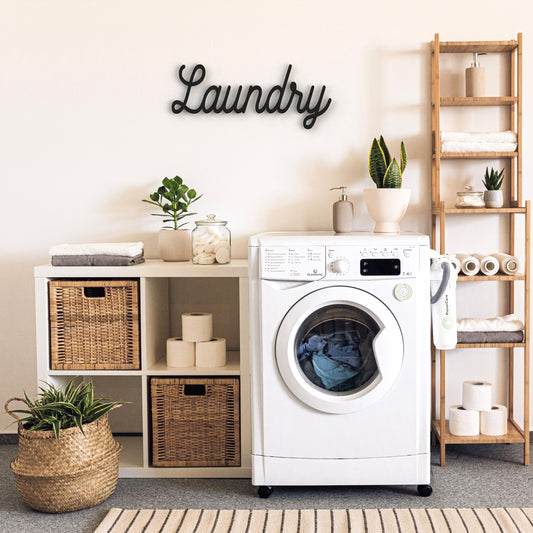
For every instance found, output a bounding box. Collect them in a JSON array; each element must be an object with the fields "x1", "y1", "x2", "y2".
[
  {"x1": 261, "y1": 246, "x2": 326, "y2": 280},
  {"x1": 326, "y1": 245, "x2": 418, "y2": 279},
  {"x1": 260, "y1": 244, "x2": 418, "y2": 280}
]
